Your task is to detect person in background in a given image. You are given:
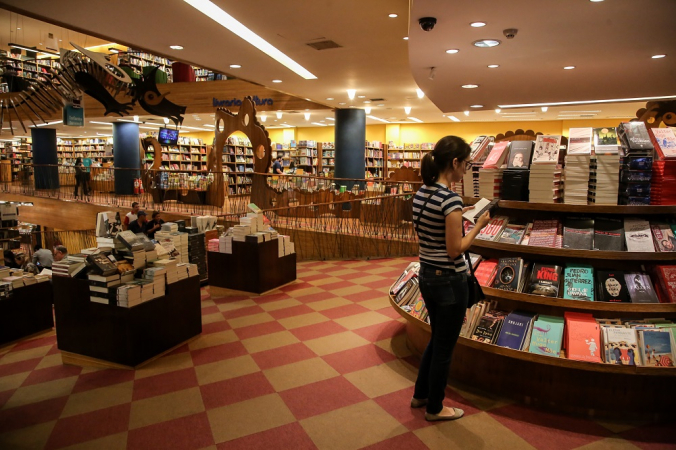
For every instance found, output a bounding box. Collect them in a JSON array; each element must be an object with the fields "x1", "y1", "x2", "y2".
[
  {"x1": 15, "y1": 253, "x2": 38, "y2": 275},
  {"x1": 73, "y1": 157, "x2": 84, "y2": 198},
  {"x1": 128, "y1": 210, "x2": 147, "y2": 234},
  {"x1": 287, "y1": 161, "x2": 296, "y2": 174},
  {"x1": 145, "y1": 211, "x2": 165, "y2": 240},
  {"x1": 124, "y1": 202, "x2": 140, "y2": 230},
  {"x1": 32, "y1": 244, "x2": 54, "y2": 269},
  {"x1": 82, "y1": 156, "x2": 92, "y2": 195},
  {"x1": 4, "y1": 250, "x2": 19, "y2": 269},
  {"x1": 272, "y1": 155, "x2": 284, "y2": 174},
  {"x1": 54, "y1": 246, "x2": 68, "y2": 262}
]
